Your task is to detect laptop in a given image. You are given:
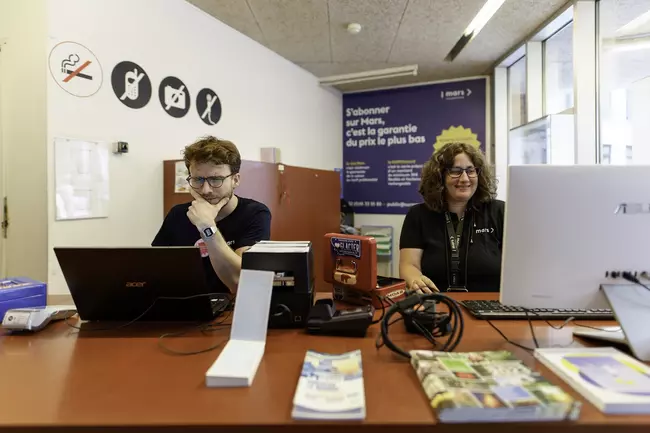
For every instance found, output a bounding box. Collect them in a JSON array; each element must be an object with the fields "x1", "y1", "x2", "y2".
[{"x1": 54, "y1": 247, "x2": 230, "y2": 322}]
